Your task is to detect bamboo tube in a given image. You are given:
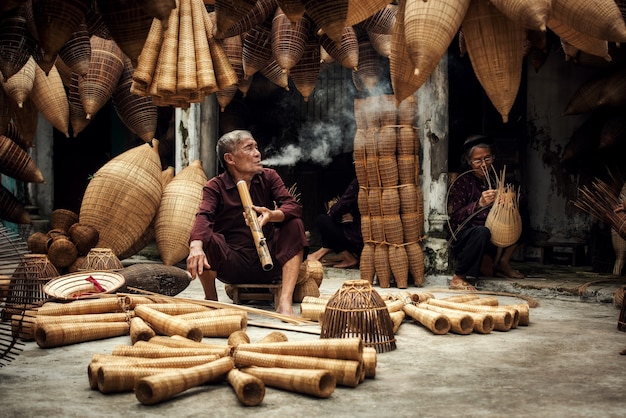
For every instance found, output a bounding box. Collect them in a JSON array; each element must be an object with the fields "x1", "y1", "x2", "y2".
[
  {"x1": 161, "y1": 334, "x2": 232, "y2": 352},
  {"x1": 256, "y1": 331, "x2": 288, "y2": 343},
  {"x1": 176, "y1": 308, "x2": 246, "y2": 319},
  {"x1": 422, "y1": 303, "x2": 494, "y2": 334},
  {"x1": 234, "y1": 337, "x2": 363, "y2": 361},
  {"x1": 389, "y1": 310, "x2": 405, "y2": 334},
  {"x1": 232, "y1": 351, "x2": 362, "y2": 388},
  {"x1": 10, "y1": 313, "x2": 36, "y2": 340},
  {"x1": 130, "y1": 316, "x2": 156, "y2": 344},
  {"x1": 385, "y1": 299, "x2": 405, "y2": 313},
  {"x1": 227, "y1": 368, "x2": 265, "y2": 406},
  {"x1": 134, "y1": 304, "x2": 203, "y2": 341},
  {"x1": 508, "y1": 303, "x2": 530, "y2": 326},
  {"x1": 97, "y1": 365, "x2": 180, "y2": 393},
  {"x1": 362, "y1": 347, "x2": 377, "y2": 378},
  {"x1": 300, "y1": 302, "x2": 326, "y2": 322},
  {"x1": 135, "y1": 357, "x2": 235, "y2": 405},
  {"x1": 37, "y1": 297, "x2": 130, "y2": 315},
  {"x1": 463, "y1": 296, "x2": 500, "y2": 306},
  {"x1": 241, "y1": 366, "x2": 336, "y2": 398},
  {"x1": 35, "y1": 322, "x2": 130, "y2": 348},
  {"x1": 132, "y1": 18, "x2": 163, "y2": 90},
  {"x1": 112, "y1": 343, "x2": 229, "y2": 358},
  {"x1": 441, "y1": 294, "x2": 482, "y2": 303},
  {"x1": 124, "y1": 295, "x2": 163, "y2": 308},
  {"x1": 424, "y1": 299, "x2": 513, "y2": 331},
  {"x1": 185, "y1": 314, "x2": 247, "y2": 337},
  {"x1": 402, "y1": 304, "x2": 451, "y2": 335},
  {"x1": 301, "y1": 296, "x2": 330, "y2": 305},
  {"x1": 35, "y1": 312, "x2": 131, "y2": 325},
  {"x1": 90, "y1": 353, "x2": 219, "y2": 366},
  {"x1": 228, "y1": 330, "x2": 250, "y2": 347},
  {"x1": 419, "y1": 303, "x2": 475, "y2": 335},
  {"x1": 137, "y1": 302, "x2": 211, "y2": 315}
]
